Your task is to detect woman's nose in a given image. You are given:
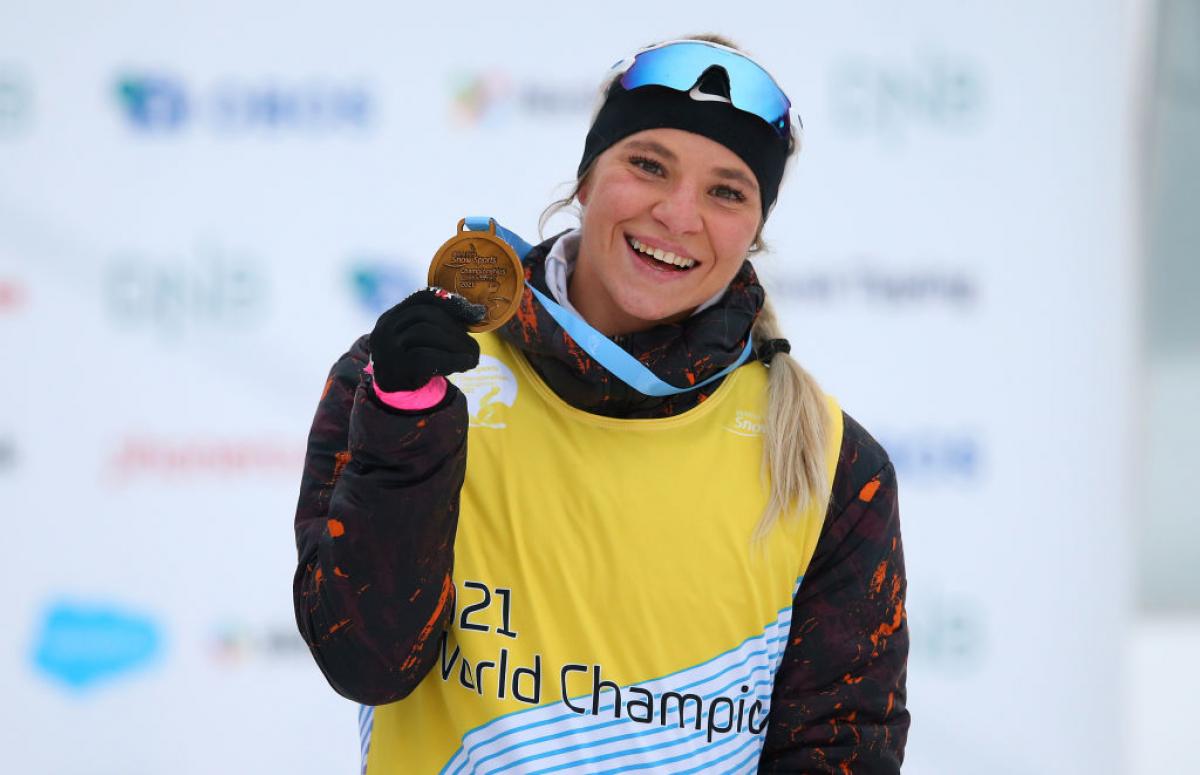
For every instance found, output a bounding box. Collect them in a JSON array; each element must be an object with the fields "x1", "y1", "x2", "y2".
[{"x1": 650, "y1": 184, "x2": 703, "y2": 235}]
